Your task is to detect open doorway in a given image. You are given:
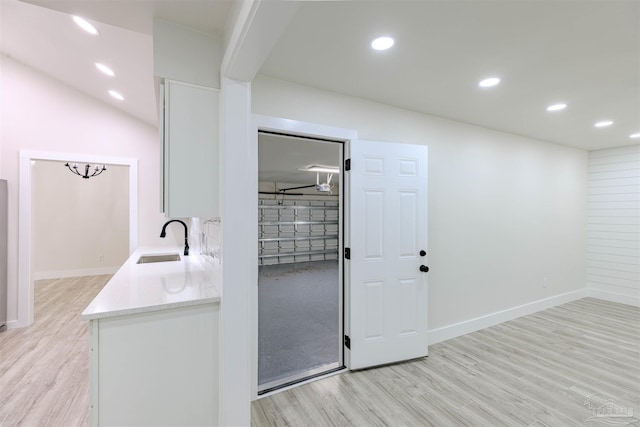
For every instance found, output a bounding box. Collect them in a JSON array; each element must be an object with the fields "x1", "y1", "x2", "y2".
[
  {"x1": 257, "y1": 131, "x2": 344, "y2": 394},
  {"x1": 17, "y1": 150, "x2": 137, "y2": 327},
  {"x1": 32, "y1": 160, "x2": 129, "y2": 280}
]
